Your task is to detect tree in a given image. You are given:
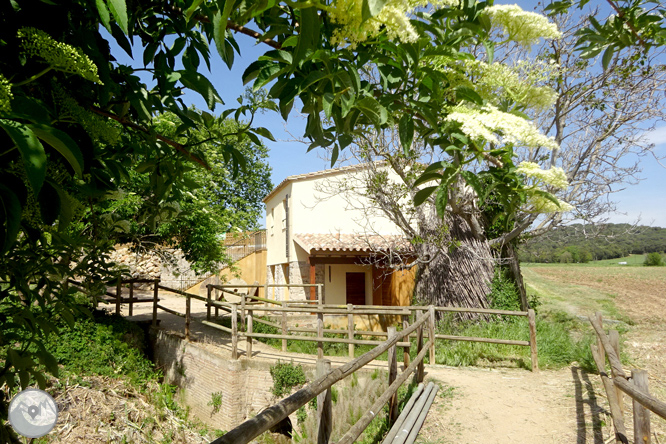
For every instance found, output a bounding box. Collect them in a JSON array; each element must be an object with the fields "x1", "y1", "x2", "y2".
[
  {"x1": 0, "y1": 0, "x2": 661, "y2": 440},
  {"x1": 102, "y1": 111, "x2": 273, "y2": 273},
  {"x1": 644, "y1": 252, "x2": 664, "y2": 266}
]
